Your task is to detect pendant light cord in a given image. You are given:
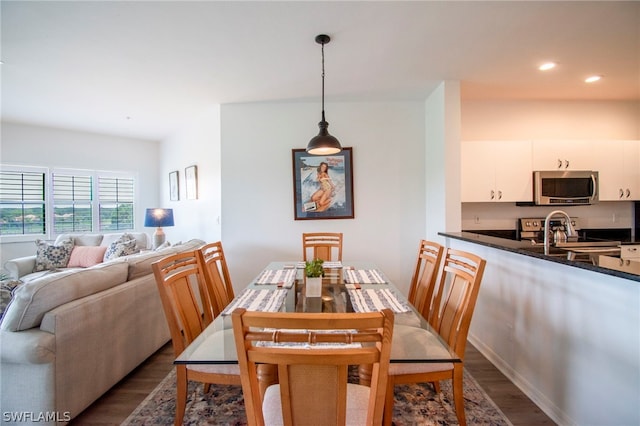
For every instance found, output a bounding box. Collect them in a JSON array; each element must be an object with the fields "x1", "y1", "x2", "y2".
[{"x1": 321, "y1": 40, "x2": 326, "y2": 120}]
